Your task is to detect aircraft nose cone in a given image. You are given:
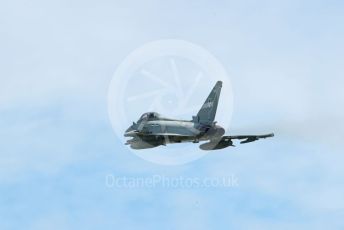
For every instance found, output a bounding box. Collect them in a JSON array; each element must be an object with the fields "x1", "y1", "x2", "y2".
[{"x1": 124, "y1": 126, "x2": 138, "y2": 137}]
